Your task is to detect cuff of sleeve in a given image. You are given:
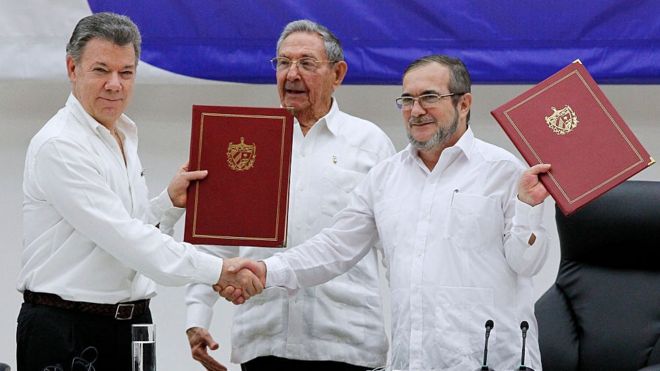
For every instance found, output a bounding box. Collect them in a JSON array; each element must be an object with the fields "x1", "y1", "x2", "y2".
[
  {"x1": 264, "y1": 255, "x2": 287, "y2": 288},
  {"x1": 152, "y1": 189, "x2": 175, "y2": 218},
  {"x1": 513, "y1": 198, "x2": 544, "y2": 228},
  {"x1": 194, "y1": 247, "x2": 224, "y2": 285},
  {"x1": 161, "y1": 207, "x2": 185, "y2": 227},
  {"x1": 186, "y1": 302, "x2": 214, "y2": 330}
]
